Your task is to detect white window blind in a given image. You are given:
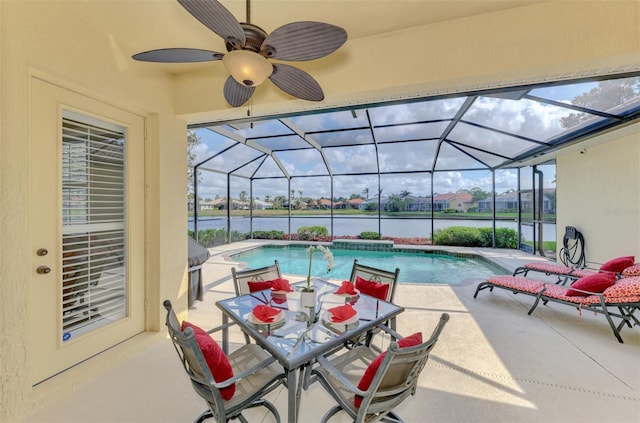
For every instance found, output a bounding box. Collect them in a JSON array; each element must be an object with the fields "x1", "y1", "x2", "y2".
[{"x1": 61, "y1": 112, "x2": 127, "y2": 341}]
